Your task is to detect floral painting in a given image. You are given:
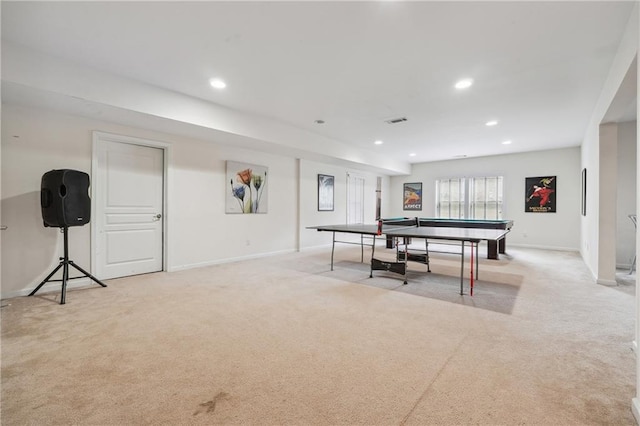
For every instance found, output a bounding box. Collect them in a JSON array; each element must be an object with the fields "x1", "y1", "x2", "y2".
[{"x1": 226, "y1": 161, "x2": 268, "y2": 214}]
